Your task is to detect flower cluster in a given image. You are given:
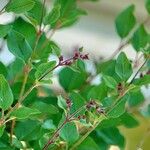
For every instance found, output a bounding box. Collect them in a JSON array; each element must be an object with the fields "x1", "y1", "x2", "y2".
[
  {"x1": 86, "y1": 100, "x2": 105, "y2": 115},
  {"x1": 58, "y1": 51, "x2": 89, "y2": 66}
]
